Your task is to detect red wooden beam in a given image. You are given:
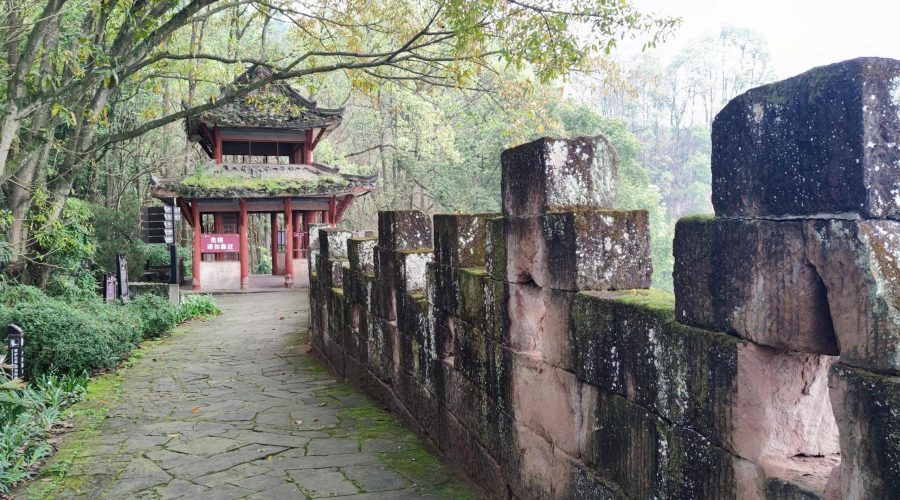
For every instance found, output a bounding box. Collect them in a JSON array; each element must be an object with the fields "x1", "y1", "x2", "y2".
[
  {"x1": 178, "y1": 198, "x2": 193, "y2": 227},
  {"x1": 310, "y1": 127, "x2": 327, "y2": 150},
  {"x1": 334, "y1": 194, "x2": 353, "y2": 224}
]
